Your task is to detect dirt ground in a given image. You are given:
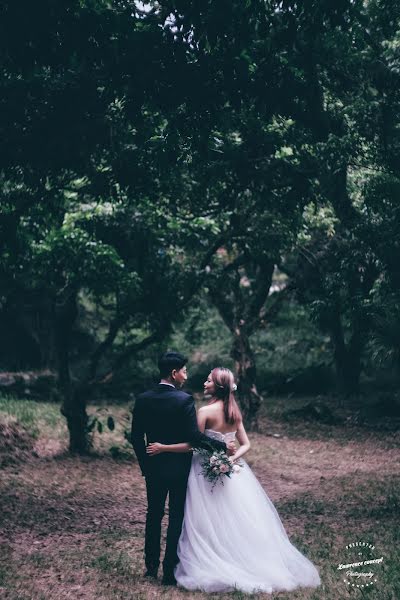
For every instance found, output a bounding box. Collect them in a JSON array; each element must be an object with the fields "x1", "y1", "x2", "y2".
[{"x1": 0, "y1": 401, "x2": 399, "y2": 600}]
